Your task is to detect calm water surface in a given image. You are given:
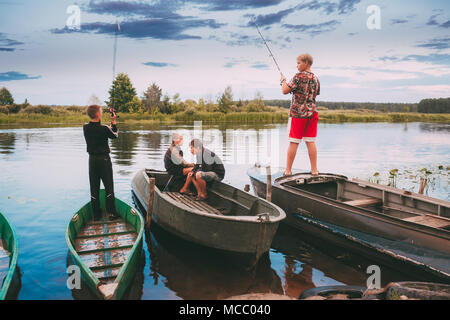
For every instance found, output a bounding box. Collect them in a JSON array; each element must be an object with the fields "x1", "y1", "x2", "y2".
[{"x1": 0, "y1": 122, "x2": 448, "y2": 299}]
